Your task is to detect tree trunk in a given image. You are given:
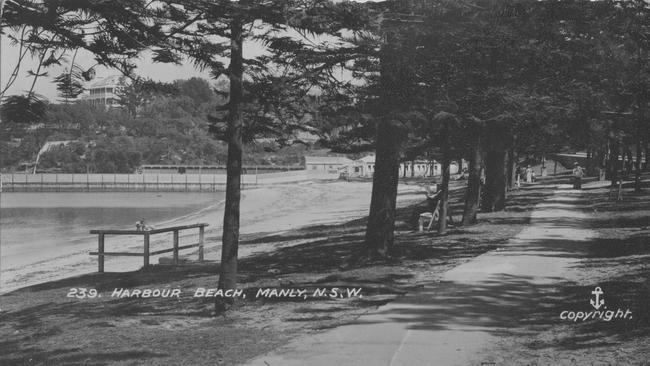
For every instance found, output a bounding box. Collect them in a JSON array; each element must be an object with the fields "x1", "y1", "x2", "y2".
[
  {"x1": 462, "y1": 142, "x2": 482, "y2": 225},
  {"x1": 599, "y1": 147, "x2": 607, "y2": 178},
  {"x1": 437, "y1": 145, "x2": 451, "y2": 234},
  {"x1": 635, "y1": 116, "x2": 643, "y2": 193},
  {"x1": 606, "y1": 142, "x2": 612, "y2": 180},
  {"x1": 363, "y1": 117, "x2": 403, "y2": 258},
  {"x1": 482, "y1": 149, "x2": 507, "y2": 212},
  {"x1": 609, "y1": 140, "x2": 620, "y2": 187},
  {"x1": 507, "y1": 148, "x2": 517, "y2": 189},
  {"x1": 218, "y1": 17, "x2": 244, "y2": 291},
  {"x1": 361, "y1": 6, "x2": 409, "y2": 259},
  {"x1": 643, "y1": 140, "x2": 650, "y2": 169},
  {"x1": 586, "y1": 148, "x2": 594, "y2": 176},
  {"x1": 625, "y1": 147, "x2": 633, "y2": 175}
]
